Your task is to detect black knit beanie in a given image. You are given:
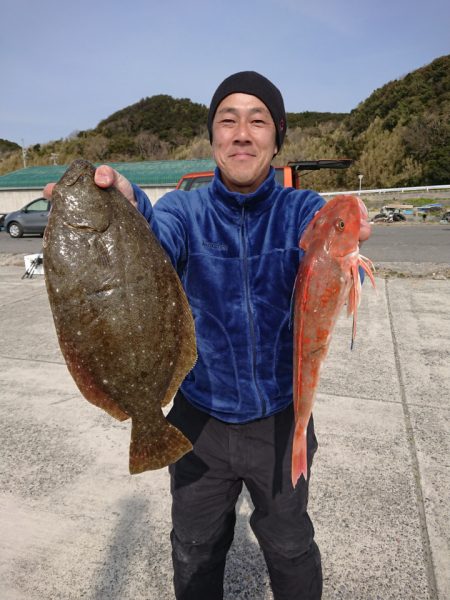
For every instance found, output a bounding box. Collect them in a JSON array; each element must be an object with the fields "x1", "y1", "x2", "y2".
[{"x1": 207, "y1": 71, "x2": 287, "y2": 151}]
